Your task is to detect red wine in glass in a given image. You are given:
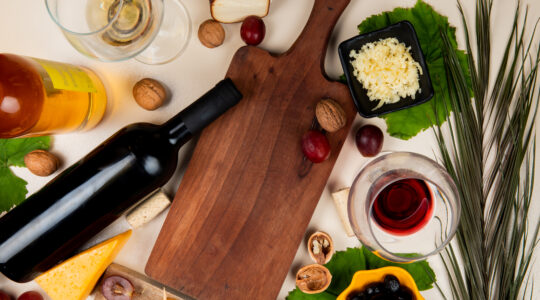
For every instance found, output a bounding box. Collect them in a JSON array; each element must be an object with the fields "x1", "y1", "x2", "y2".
[{"x1": 372, "y1": 178, "x2": 433, "y2": 236}]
